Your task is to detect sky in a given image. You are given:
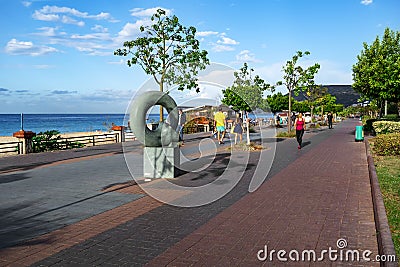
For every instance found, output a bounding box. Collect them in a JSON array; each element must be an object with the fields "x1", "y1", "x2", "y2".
[{"x1": 0, "y1": 0, "x2": 399, "y2": 113}]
